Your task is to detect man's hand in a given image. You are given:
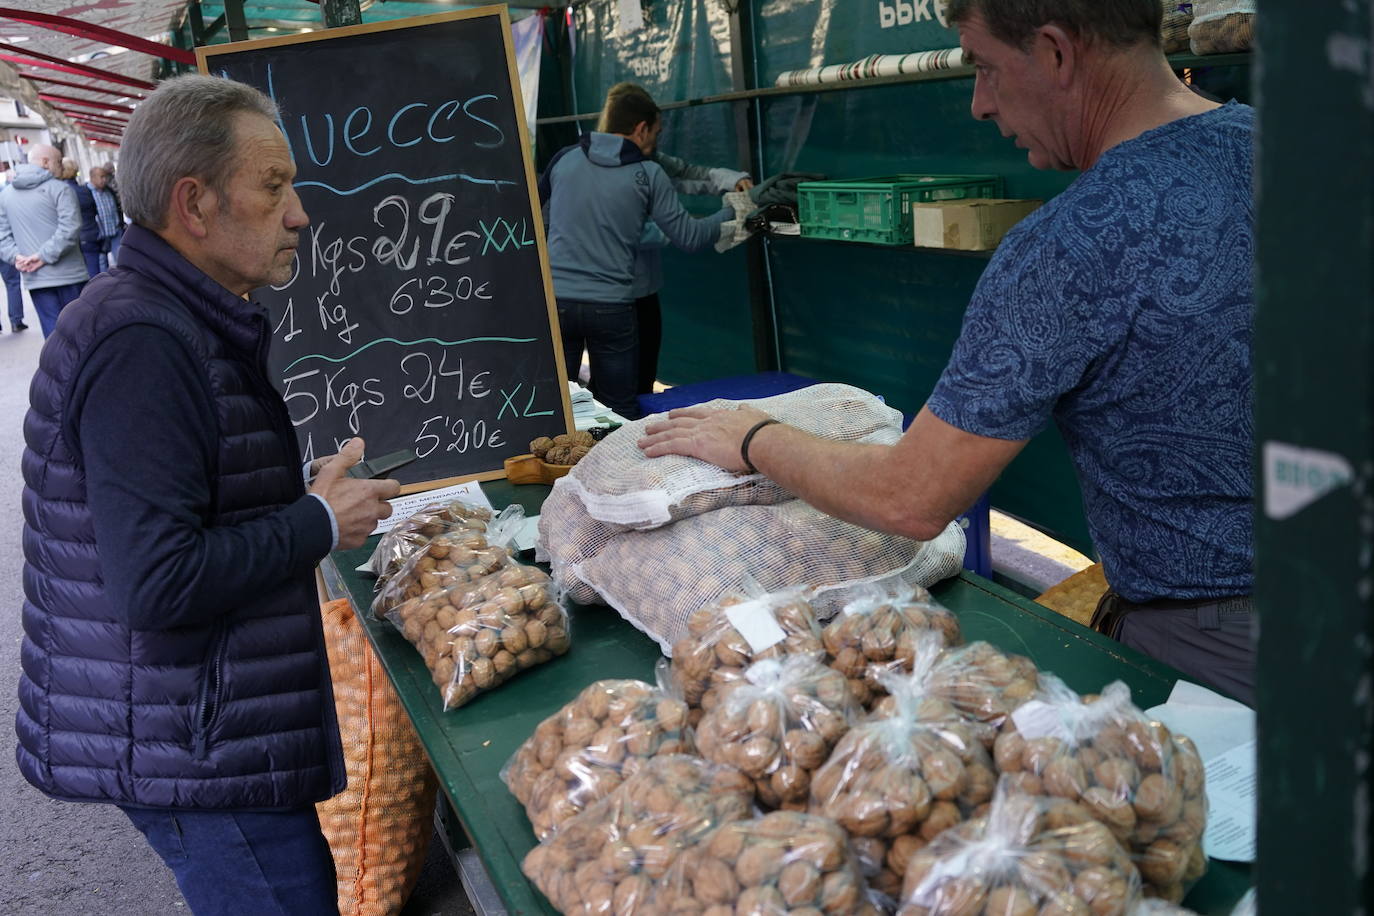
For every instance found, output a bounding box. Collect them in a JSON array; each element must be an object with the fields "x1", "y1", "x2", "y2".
[
  {"x1": 15, "y1": 254, "x2": 42, "y2": 273},
  {"x1": 638, "y1": 405, "x2": 775, "y2": 473},
  {"x1": 735, "y1": 178, "x2": 755, "y2": 192},
  {"x1": 308, "y1": 438, "x2": 401, "y2": 549}
]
